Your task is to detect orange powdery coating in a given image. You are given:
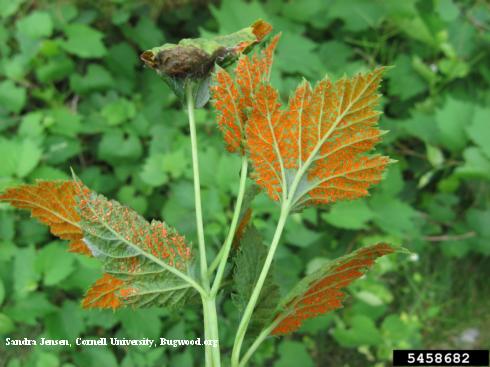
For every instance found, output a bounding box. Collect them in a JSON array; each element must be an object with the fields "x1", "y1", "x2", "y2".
[
  {"x1": 76, "y1": 185, "x2": 192, "y2": 271},
  {"x1": 82, "y1": 274, "x2": 124, "y2": 310},
  {"x1": 211, "y1": 34, "x2": 281, "y2": 153},
  {"x1": 246, "y1": 67, "x2": 390, "y2": 208},
  {"x1": 234, "y1": 20, "x2": 273, "y2": 53},
  {"x1": 271, "y1": 243, "x2": 395, "y2": 335},
  {"x1": 0, "y1": 181, "x2": 91, "y2": 256}
]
